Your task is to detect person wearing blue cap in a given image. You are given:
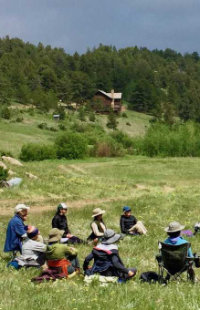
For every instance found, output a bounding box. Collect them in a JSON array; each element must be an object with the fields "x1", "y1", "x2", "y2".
[{"x1": 120, "y1": 206, "x2": 147, "y2": 235}]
